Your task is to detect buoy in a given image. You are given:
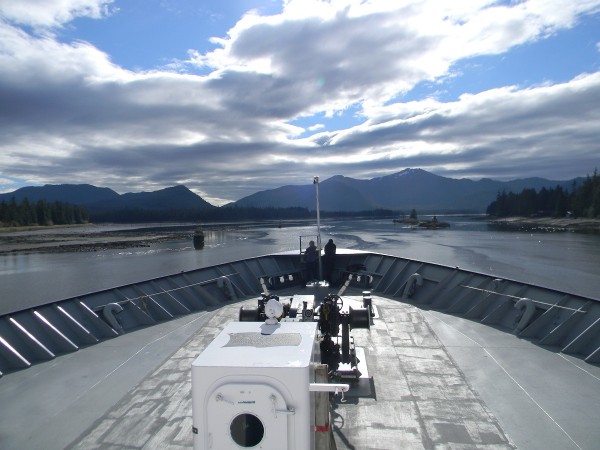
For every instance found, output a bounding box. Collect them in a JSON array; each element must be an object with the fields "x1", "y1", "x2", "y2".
[{"x1": 193, "y1": 227, "x2": 204, "y2": 249}]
